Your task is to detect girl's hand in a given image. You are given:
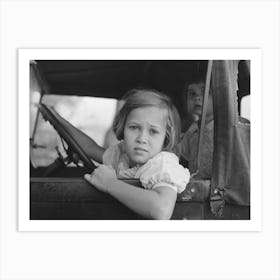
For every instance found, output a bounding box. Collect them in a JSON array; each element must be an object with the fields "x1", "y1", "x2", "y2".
[{"x1": 84, "y1": 164, "x2": 117, "y2": 193}]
